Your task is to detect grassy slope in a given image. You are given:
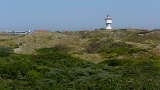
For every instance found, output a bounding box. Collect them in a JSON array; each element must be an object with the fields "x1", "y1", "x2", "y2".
[{"x1": 0, "y1": 29, "x2": 160, "y2": 63}]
